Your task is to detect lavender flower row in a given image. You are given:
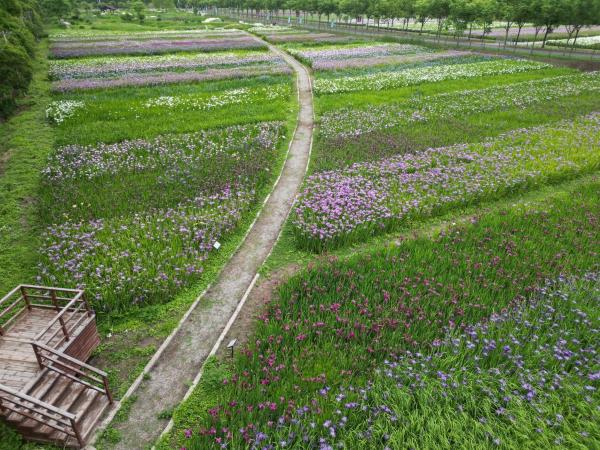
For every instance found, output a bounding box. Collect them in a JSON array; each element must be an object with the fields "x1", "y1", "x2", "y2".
[
  {"x1": 49, "y1": 28, "x2": 242, "y2": 42},
  {"x1": 319, "y1": 72, "x2": 600, "y2": 139},
  {"x1": 50, "y1": 36, "x2": 265, "y2": 58},
  {"x1": 293, "y1": 114, "x2": 600, "y2": 247},
  {"x1": 51, "y1": 35, "x2": 252, "y2": 49},
  {"x1": 43, "y1": 122, "x2": 285, "y2": 182},
  {"x1": 288, "y1": 43, "x2": 429, "y2": 64},
  {"x1": 312, "y1": 49, "x2": 469, "y2": 71},
  {"x1": 51, "y1": 64, "x2": 292, "y2": 92},
  {"x1": 37, "y1": 185, "x2": 254, "y2": 311},
  {"x1": 48, "y1": 51, "x2": 281, "y2": 80}
]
